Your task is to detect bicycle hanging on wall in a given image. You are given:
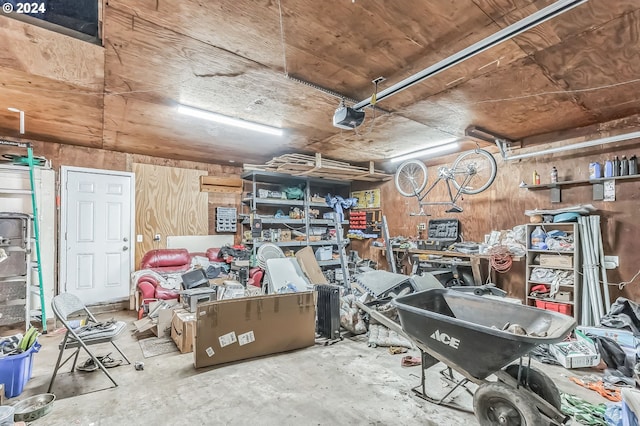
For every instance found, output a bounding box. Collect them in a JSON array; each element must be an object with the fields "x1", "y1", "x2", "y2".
[{"x1": 394, "y1": 148, "x2": 497, "y2": 215}]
